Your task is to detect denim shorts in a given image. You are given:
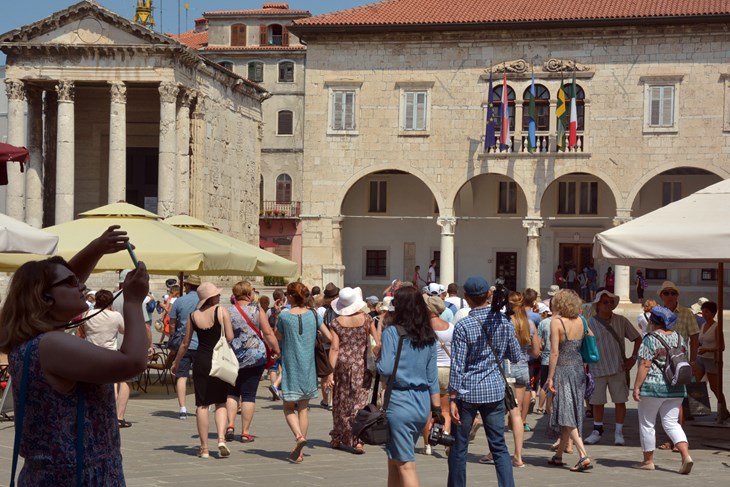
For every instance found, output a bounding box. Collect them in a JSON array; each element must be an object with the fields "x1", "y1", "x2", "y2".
[
  {"x1": 176, "y1": 350, "x2": 196, "y2": 378},
  {"x1": 508, "y1": 363, "x2": 530, "y2": 387}
]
